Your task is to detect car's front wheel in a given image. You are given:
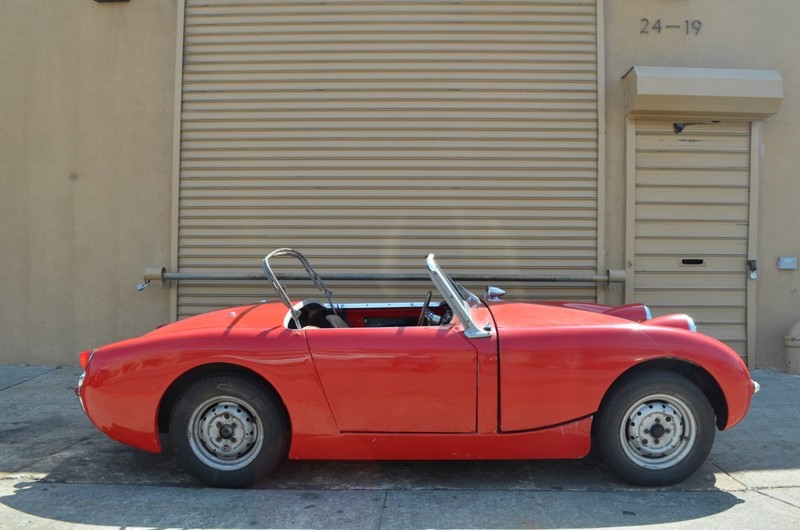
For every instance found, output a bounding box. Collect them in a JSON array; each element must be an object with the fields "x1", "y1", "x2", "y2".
[
  {"x1": 594, "y1": 370, "x2": 715, "y2": 486},
  {"x1": 169, "y1": 374, "x2": 289, "y2": 487}
]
